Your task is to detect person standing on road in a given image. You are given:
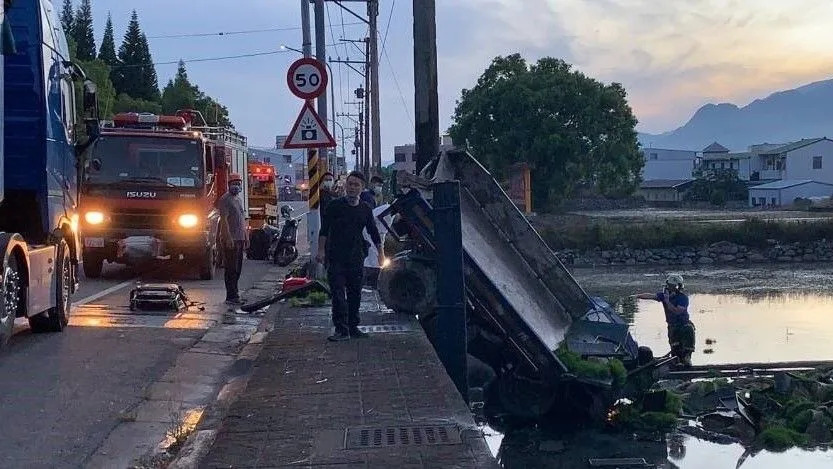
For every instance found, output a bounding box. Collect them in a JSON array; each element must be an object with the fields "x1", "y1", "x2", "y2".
[
  {"x1": 320, "y1": 171, "x2": 337, "y2": 220},
  {"x1": 317, "y1": 171, "x2": 383, "y2": 342},
  {"x1": 217, "y1": 173, "x2": 248, "y2": 305},
  {"x1": 360, "y1": 175, "x2": 383, "y2": 208},
  {"x1": 632, "y1": 274, "x2": 695, "y2": 367}
]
